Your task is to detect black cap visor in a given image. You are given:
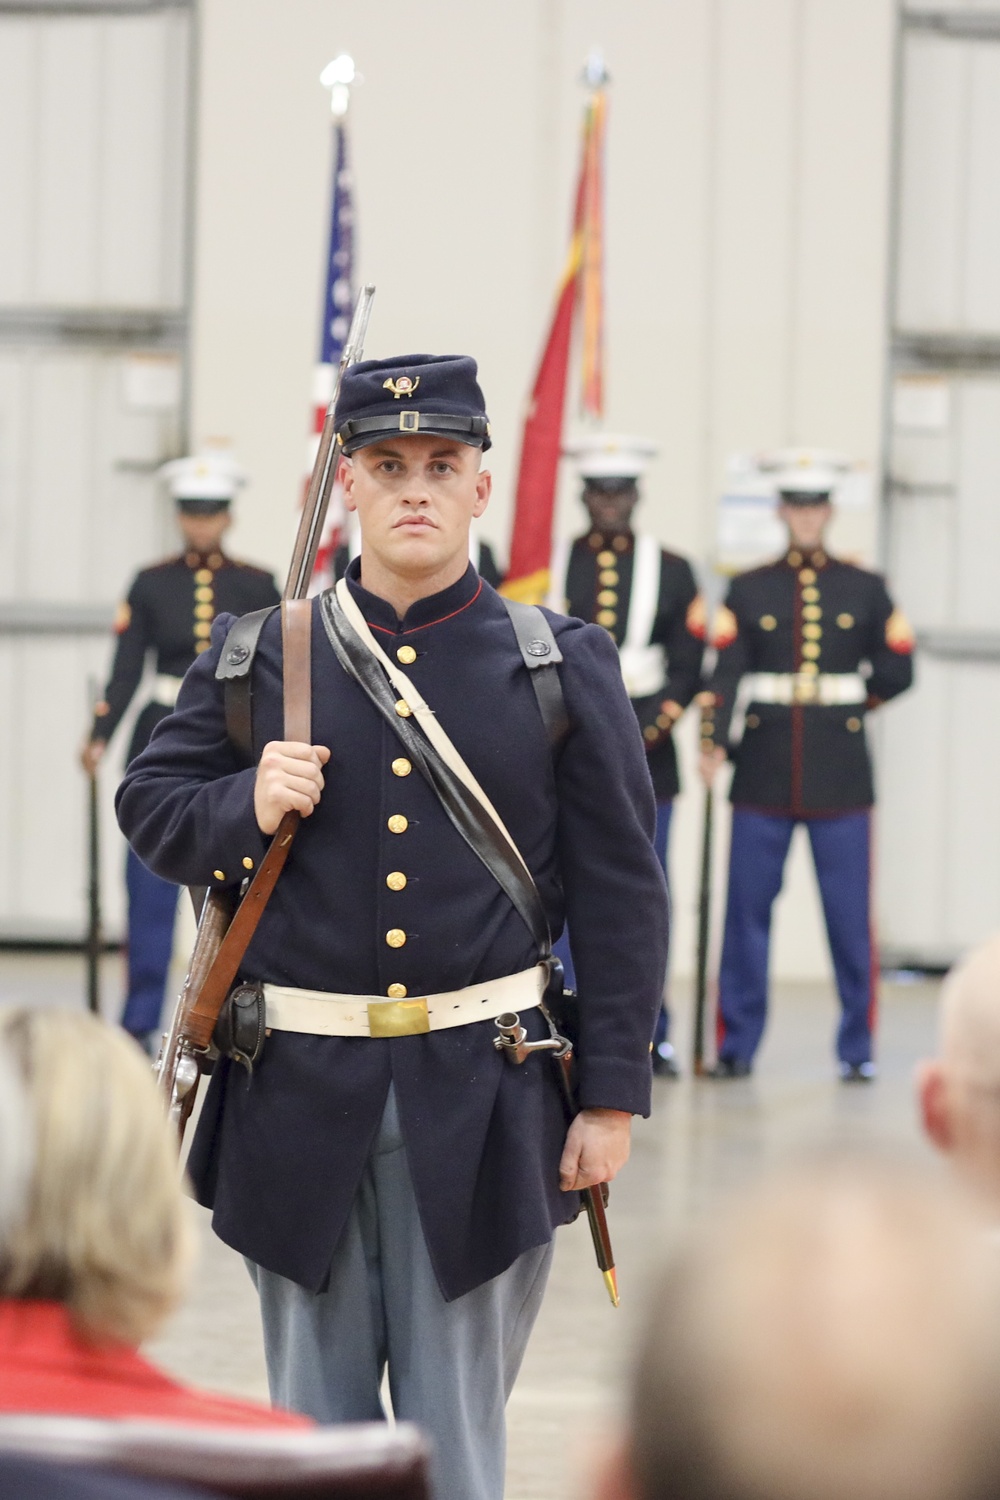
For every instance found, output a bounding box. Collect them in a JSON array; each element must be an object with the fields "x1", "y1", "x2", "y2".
[
  {"x1": 339, "y1": 411, "x2": 490, "y2": 455},
  {"x1": 176, "y1": 498, "x2": 231, "y2": 515},
  {"x1": 778, "y1": 490, "x2": 833, "y2": 507}
]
